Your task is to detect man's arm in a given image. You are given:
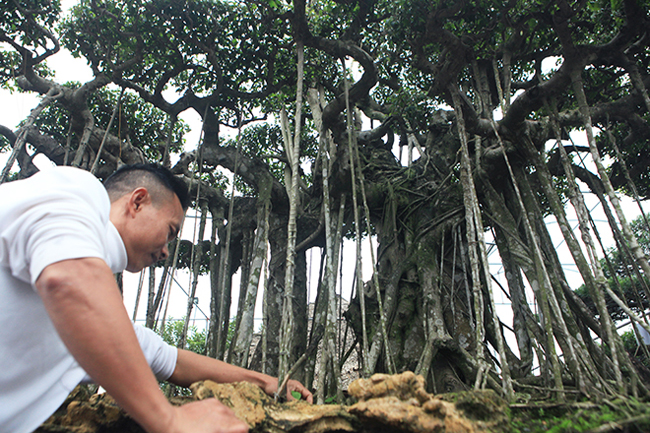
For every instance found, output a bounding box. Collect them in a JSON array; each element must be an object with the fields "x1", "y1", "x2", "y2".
[
  {"x1": 169, "y1": 348, "x2": 314, "y2": 403},
  {"x1": 36, "y1": 257, "x2": 248, "y2": 433}
]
